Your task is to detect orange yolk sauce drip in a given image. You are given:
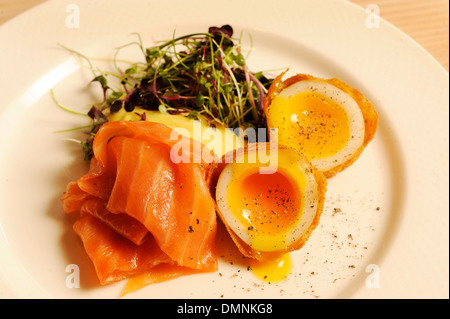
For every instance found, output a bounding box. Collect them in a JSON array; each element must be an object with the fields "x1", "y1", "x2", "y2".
[{"x1": 226, "y1": 169, "x2": 302, "y2": 282}]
